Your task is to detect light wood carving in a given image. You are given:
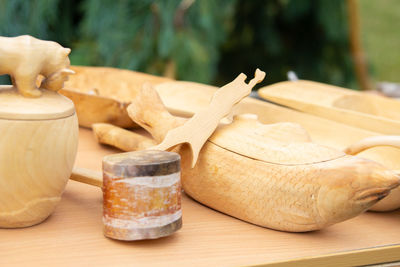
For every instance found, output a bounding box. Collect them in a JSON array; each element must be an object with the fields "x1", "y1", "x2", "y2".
[
  {"x1": 70, "y1": 167, "x2": 103, "y2": 188},
  {"x1": 155, "y1": 81, "x2": 400, "y2": 212},
  {"x1": 0, "y1": 87, "x2": 78, "y2": 228},
  {"x1": 258, "y1": 80, "x2": 400, "y2": 135},
  {"x1": 152, "y1": 69, "x2": 265, "y2": 167},
  {"x1": 345, "y1": 136, "x2": 400, "y2": 156},
  {"x1": 0, "y1": 35, "x2": 74, "y2": 98},
  {"x1": 62, "y1": 66, "x2": 400, "y2": 211},
  {"x1": 343, "y1": 135, "x2": 400, "y2": 211},
  {"x1": 92, "y1": 123, "x2": 156, "y2": 151},
  {"x1": 115, "y1": 85, "x2": 399, "y2": 232},
  {"x1": 0, "y1": 35, "x2": 78, "y2": 227},
  {"x1": 60, "y1": 66, "x2": 170, "y2": 128}
]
